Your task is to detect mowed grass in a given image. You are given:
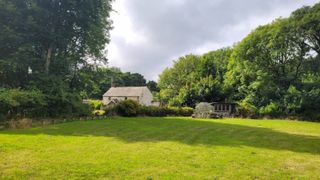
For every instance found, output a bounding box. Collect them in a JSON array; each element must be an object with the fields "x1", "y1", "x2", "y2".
[{"x1": 1, "y1": 117, "x2": 320, "y2": 179}]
